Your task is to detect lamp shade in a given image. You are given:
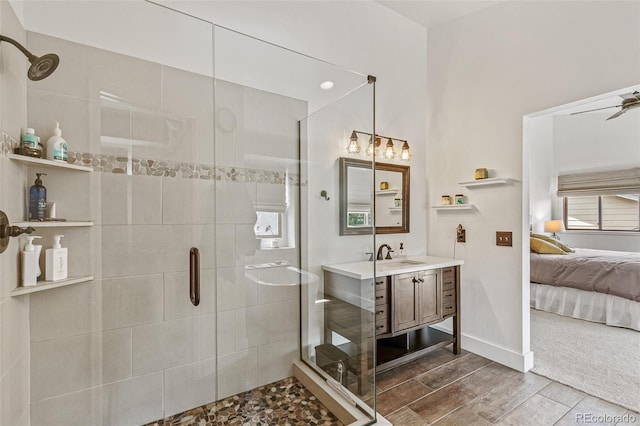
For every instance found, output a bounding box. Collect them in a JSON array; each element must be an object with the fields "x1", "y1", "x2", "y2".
[{"x1": 544, "y1": 220, "x2": 564, "y2": 234}]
